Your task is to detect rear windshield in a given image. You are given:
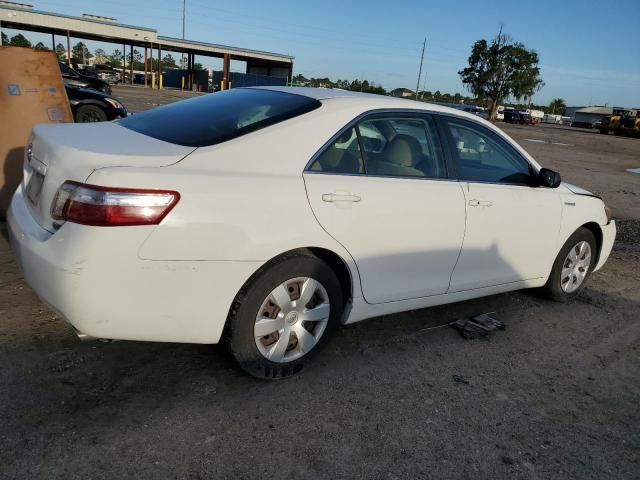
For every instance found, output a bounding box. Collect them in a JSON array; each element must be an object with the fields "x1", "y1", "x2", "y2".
[{"x1": 118, "y1": 88, "x2": 321, "y2": 147}]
